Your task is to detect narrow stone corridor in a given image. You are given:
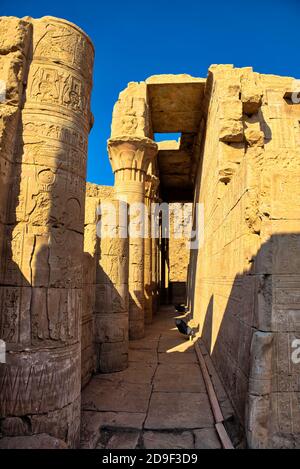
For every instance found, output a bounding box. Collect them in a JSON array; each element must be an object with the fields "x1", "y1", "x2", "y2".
[{"x1": 80, "y1": 307, "x2": 222, "y2": 449}]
